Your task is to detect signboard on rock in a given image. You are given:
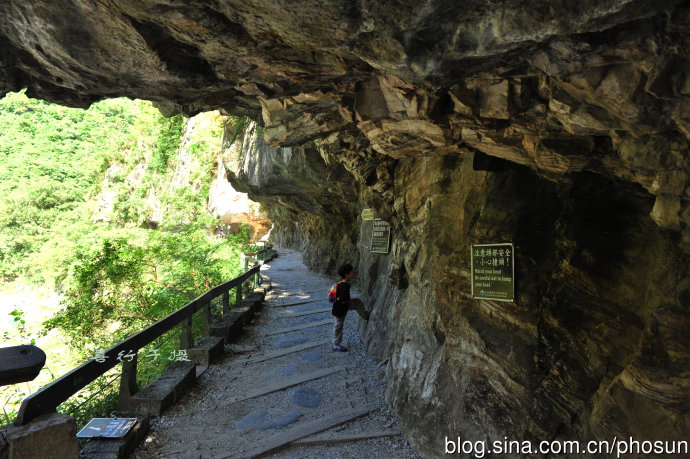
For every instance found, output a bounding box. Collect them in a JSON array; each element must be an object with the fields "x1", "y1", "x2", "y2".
[
  {"x1": 361, "y1": 208, "x2": 376, "y2": 221},
  {"x1": 77, "y1": 418, "x2": 137, "y2": 438},
  {"x1": 471, "y1": 243, "x2": 514, "y2": 302},
  {"x1": 371, "y1": 219, "x2": 391, "y2": 254}
]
